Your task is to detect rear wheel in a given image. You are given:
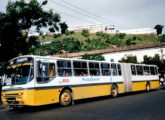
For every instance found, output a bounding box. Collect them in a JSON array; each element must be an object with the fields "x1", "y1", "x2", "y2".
[
  {"x1": 111, "y1": 85, "x2": 118, "y2": 97},
  {"x1": 146, "y1": 82, "x2": 151, "y2": 92},
  {"x1": 60, "y1": 90, "x2": 72, "y2": 106}
]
